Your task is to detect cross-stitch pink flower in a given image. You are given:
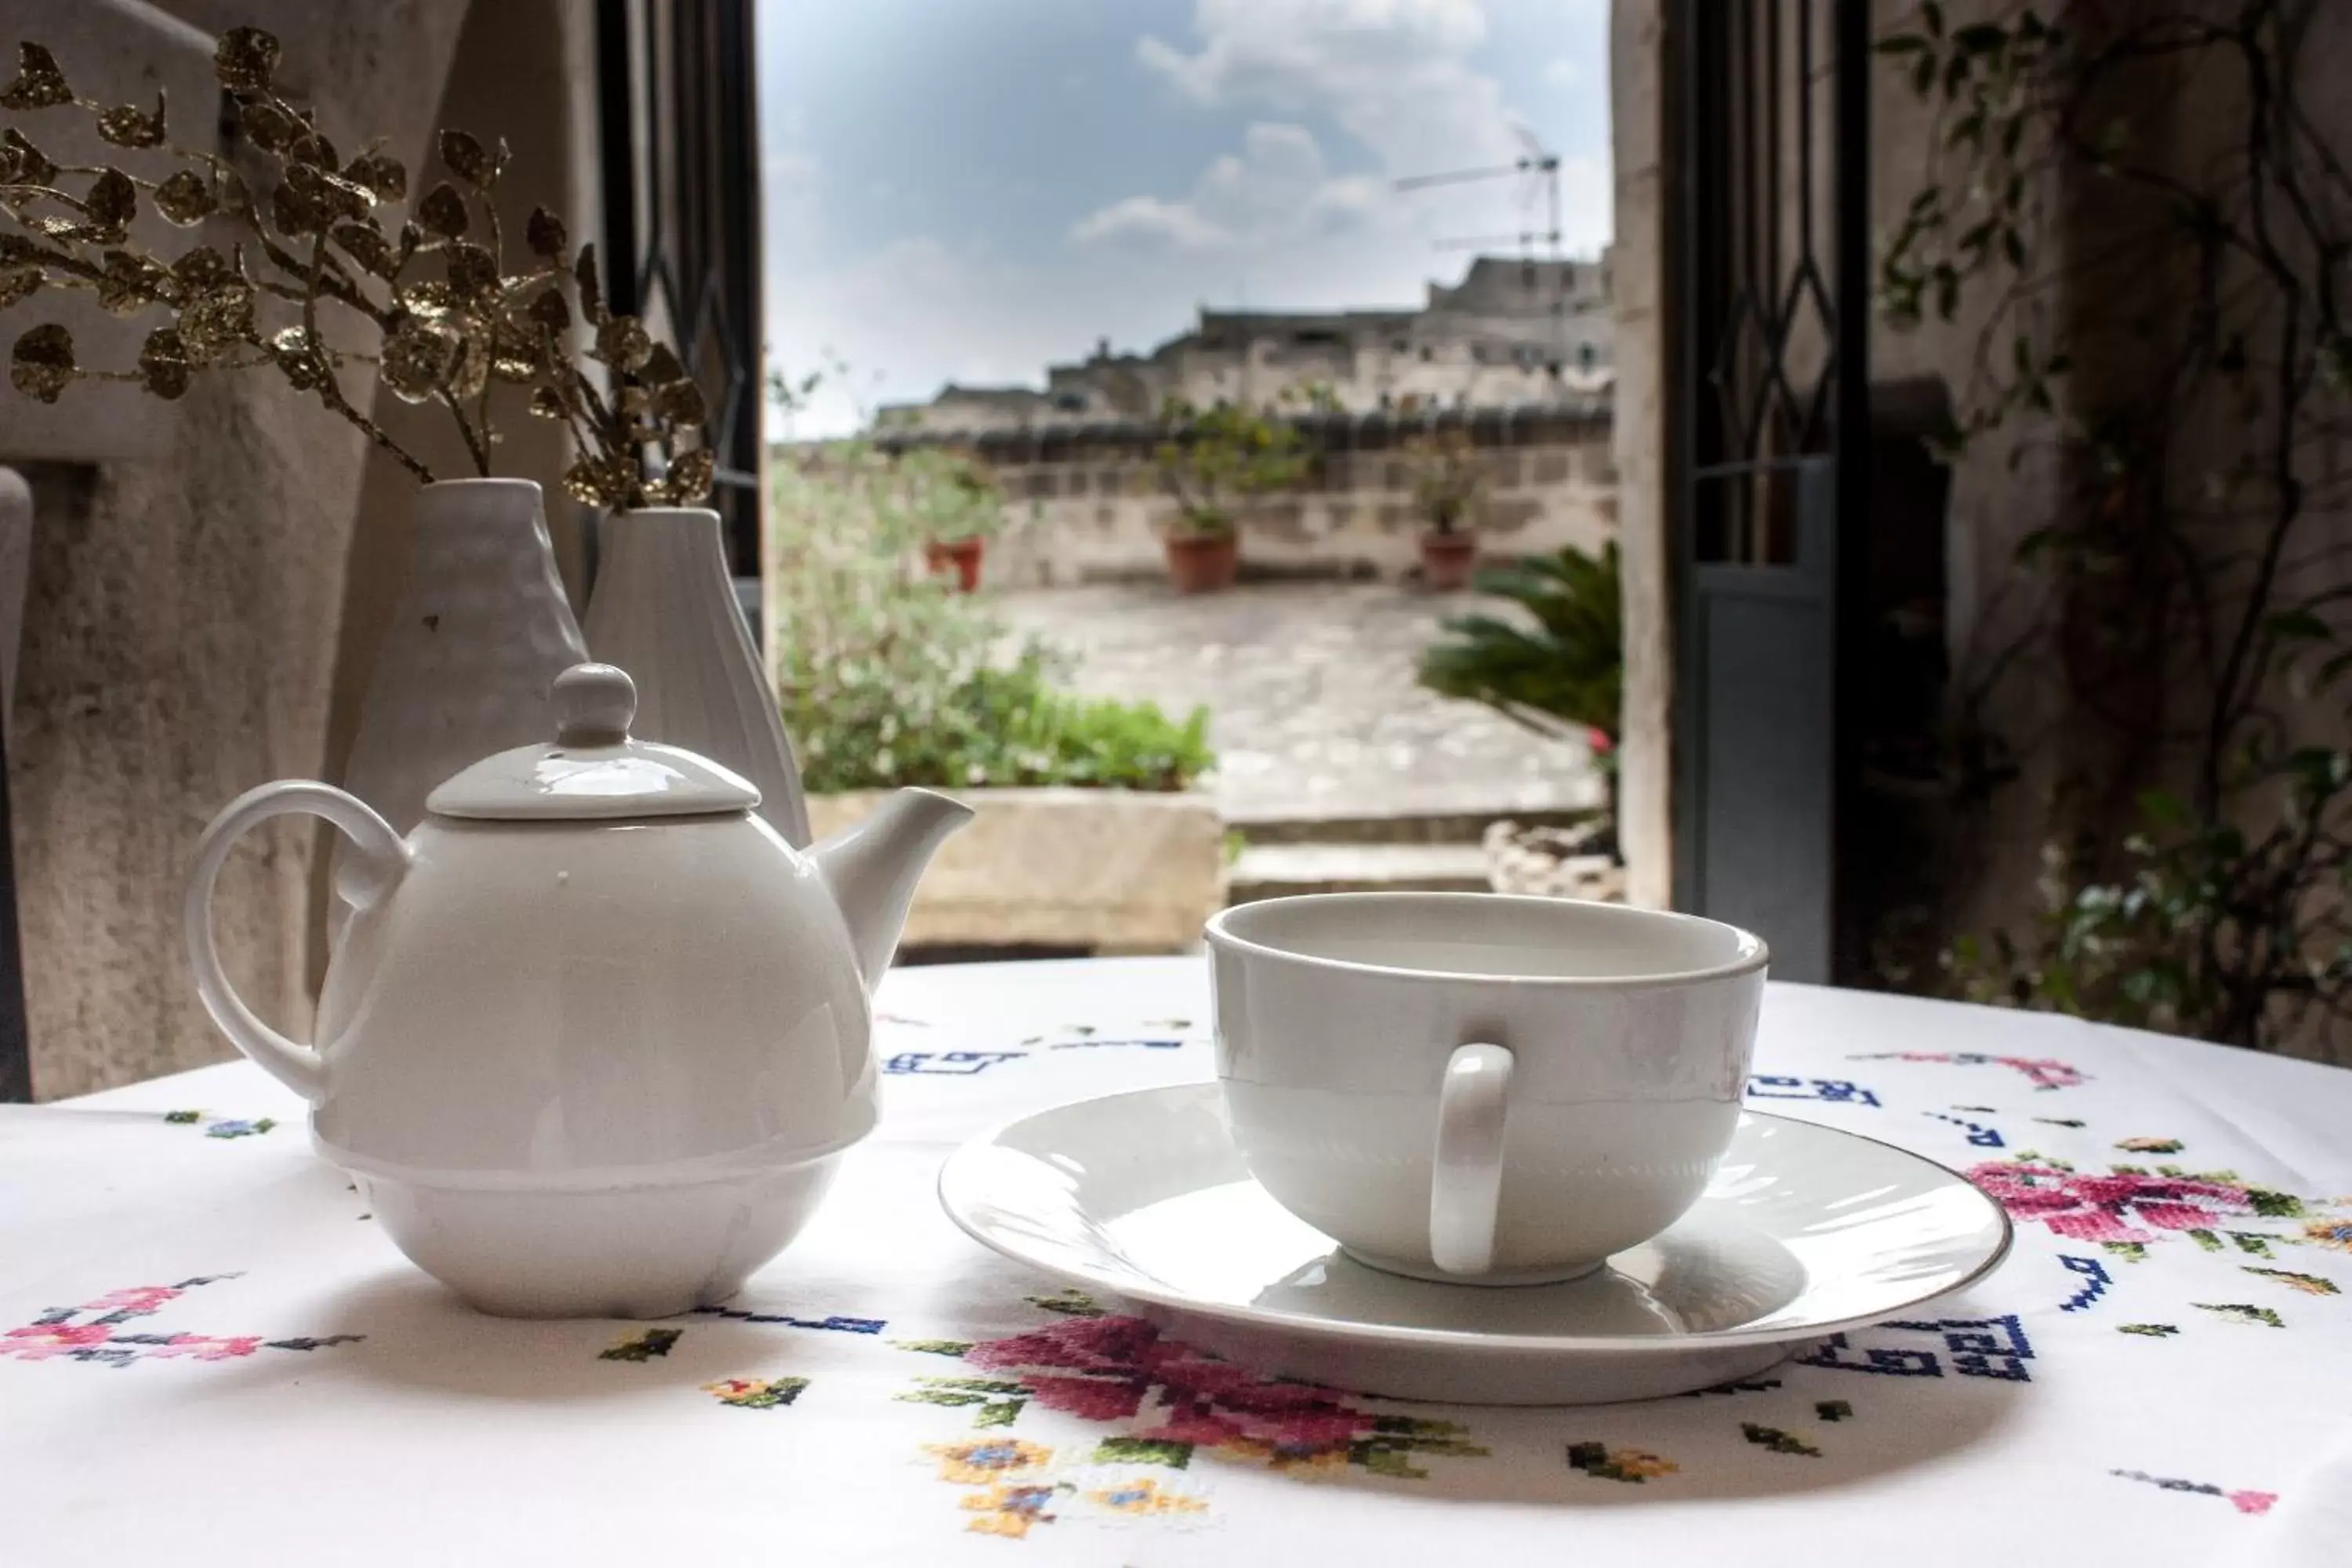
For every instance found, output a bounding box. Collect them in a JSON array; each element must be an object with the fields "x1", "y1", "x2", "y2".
[
  {"x1": 84, "y1": 1287, "x2": 183, "y2": 1317},
  {"x1": 149, "y1": 1334, "x2": 266, "y2": 1361},
  {"x1": 1, "y1": 1323, "x2": 114, "y2": 1359},
  {"x1": 1969, "y1": 1160, "x2": 2252, "y2": 1243},
  {"x1": 967, "y1": 1316, "x2": 1384, "y2": 1461}
]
